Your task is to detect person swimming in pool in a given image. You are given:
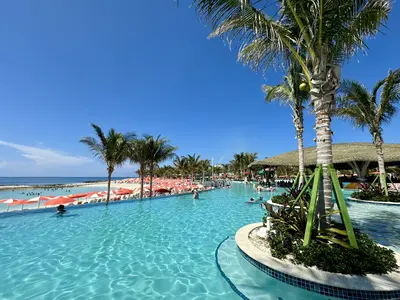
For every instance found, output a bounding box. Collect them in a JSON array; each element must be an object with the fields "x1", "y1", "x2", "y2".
[
  {"x1": 193, "y1": 191, "x2": 199, "y2": 199},
  {"x1": 57, "y1": 205, "x2": 67, "y2": 215},
  {"x1": 249, "y1": 197, "x2": 255, "y2": 202}
]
